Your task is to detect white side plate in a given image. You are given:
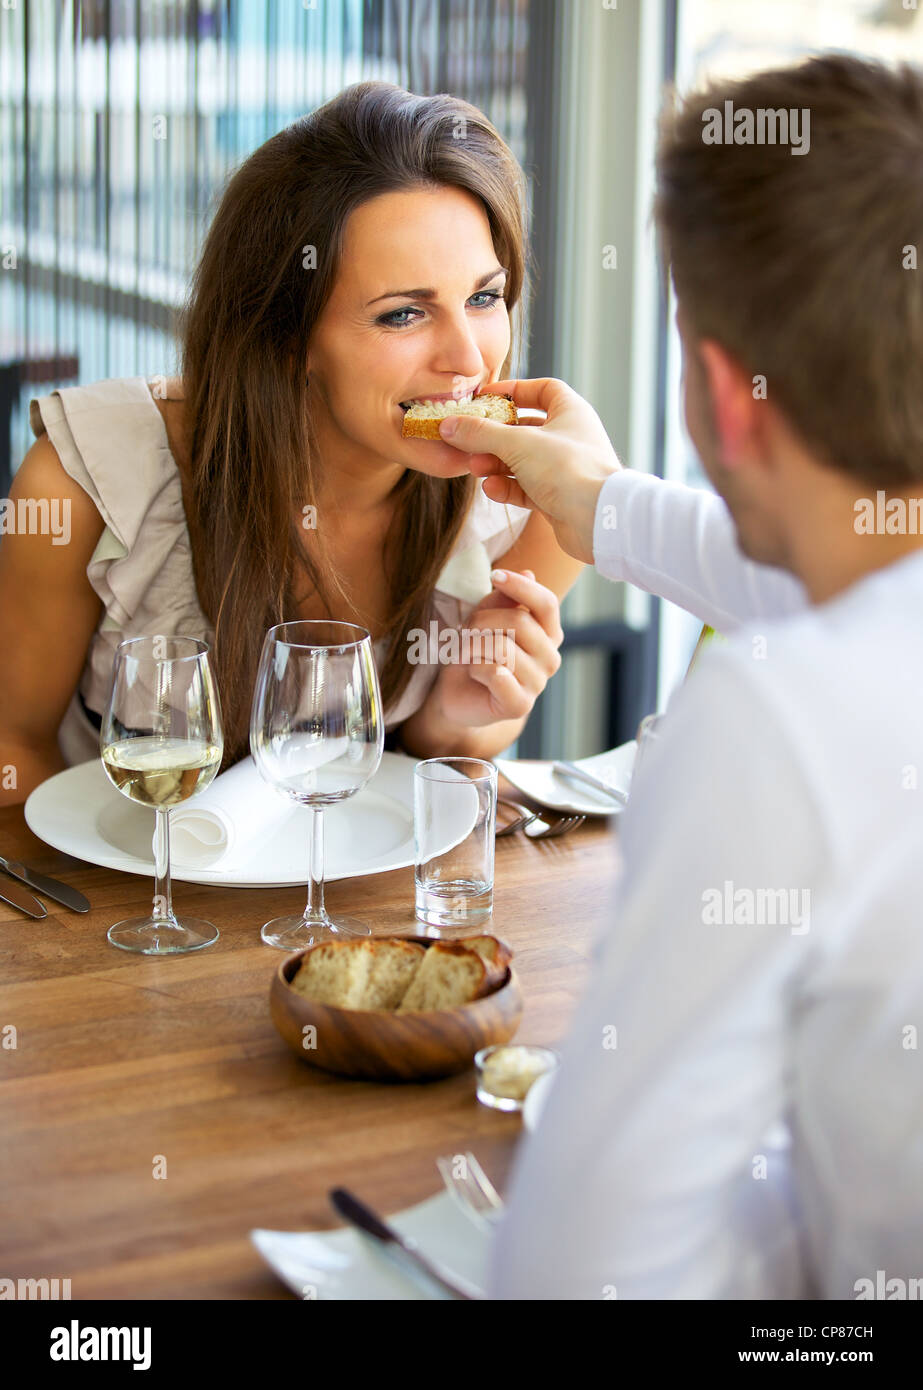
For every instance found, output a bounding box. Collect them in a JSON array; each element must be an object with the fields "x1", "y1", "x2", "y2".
[{"x1": 495, "y1": 739, "x2": 637, "y2": 816}]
